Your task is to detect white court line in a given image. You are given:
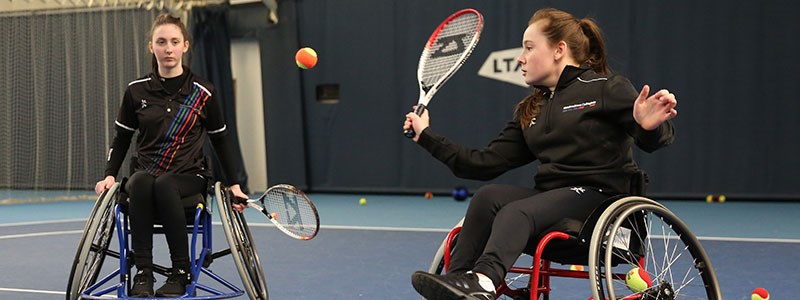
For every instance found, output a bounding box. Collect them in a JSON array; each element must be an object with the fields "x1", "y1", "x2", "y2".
[
  {"x1": 0, "y1": 218, "x2": 86, "y2": 227},
  {"x1": 0, "y1": 230, "x2": 84, "y2": 240},
  {"x1": 1, "y1": 218, "x2": 800, "y2": 244},
  {"x1": 696, "y1": 236, "x2": 800, "y2": 244},
  {"x1": 0, "y1": 287, "x2": 65, "y2": 295},
  {"x1": 0, "y1": 287, "x2": 115, "y2": 298},
  {"x1": 243, "y1": 221, "x2": 451, "y2": 233}
]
